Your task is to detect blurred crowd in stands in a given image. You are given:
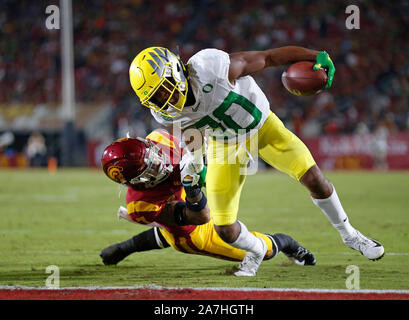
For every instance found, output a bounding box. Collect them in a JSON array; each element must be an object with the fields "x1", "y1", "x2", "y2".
[{"x1": 1, "y1": 0, "x2": 408, "y2": 141}]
